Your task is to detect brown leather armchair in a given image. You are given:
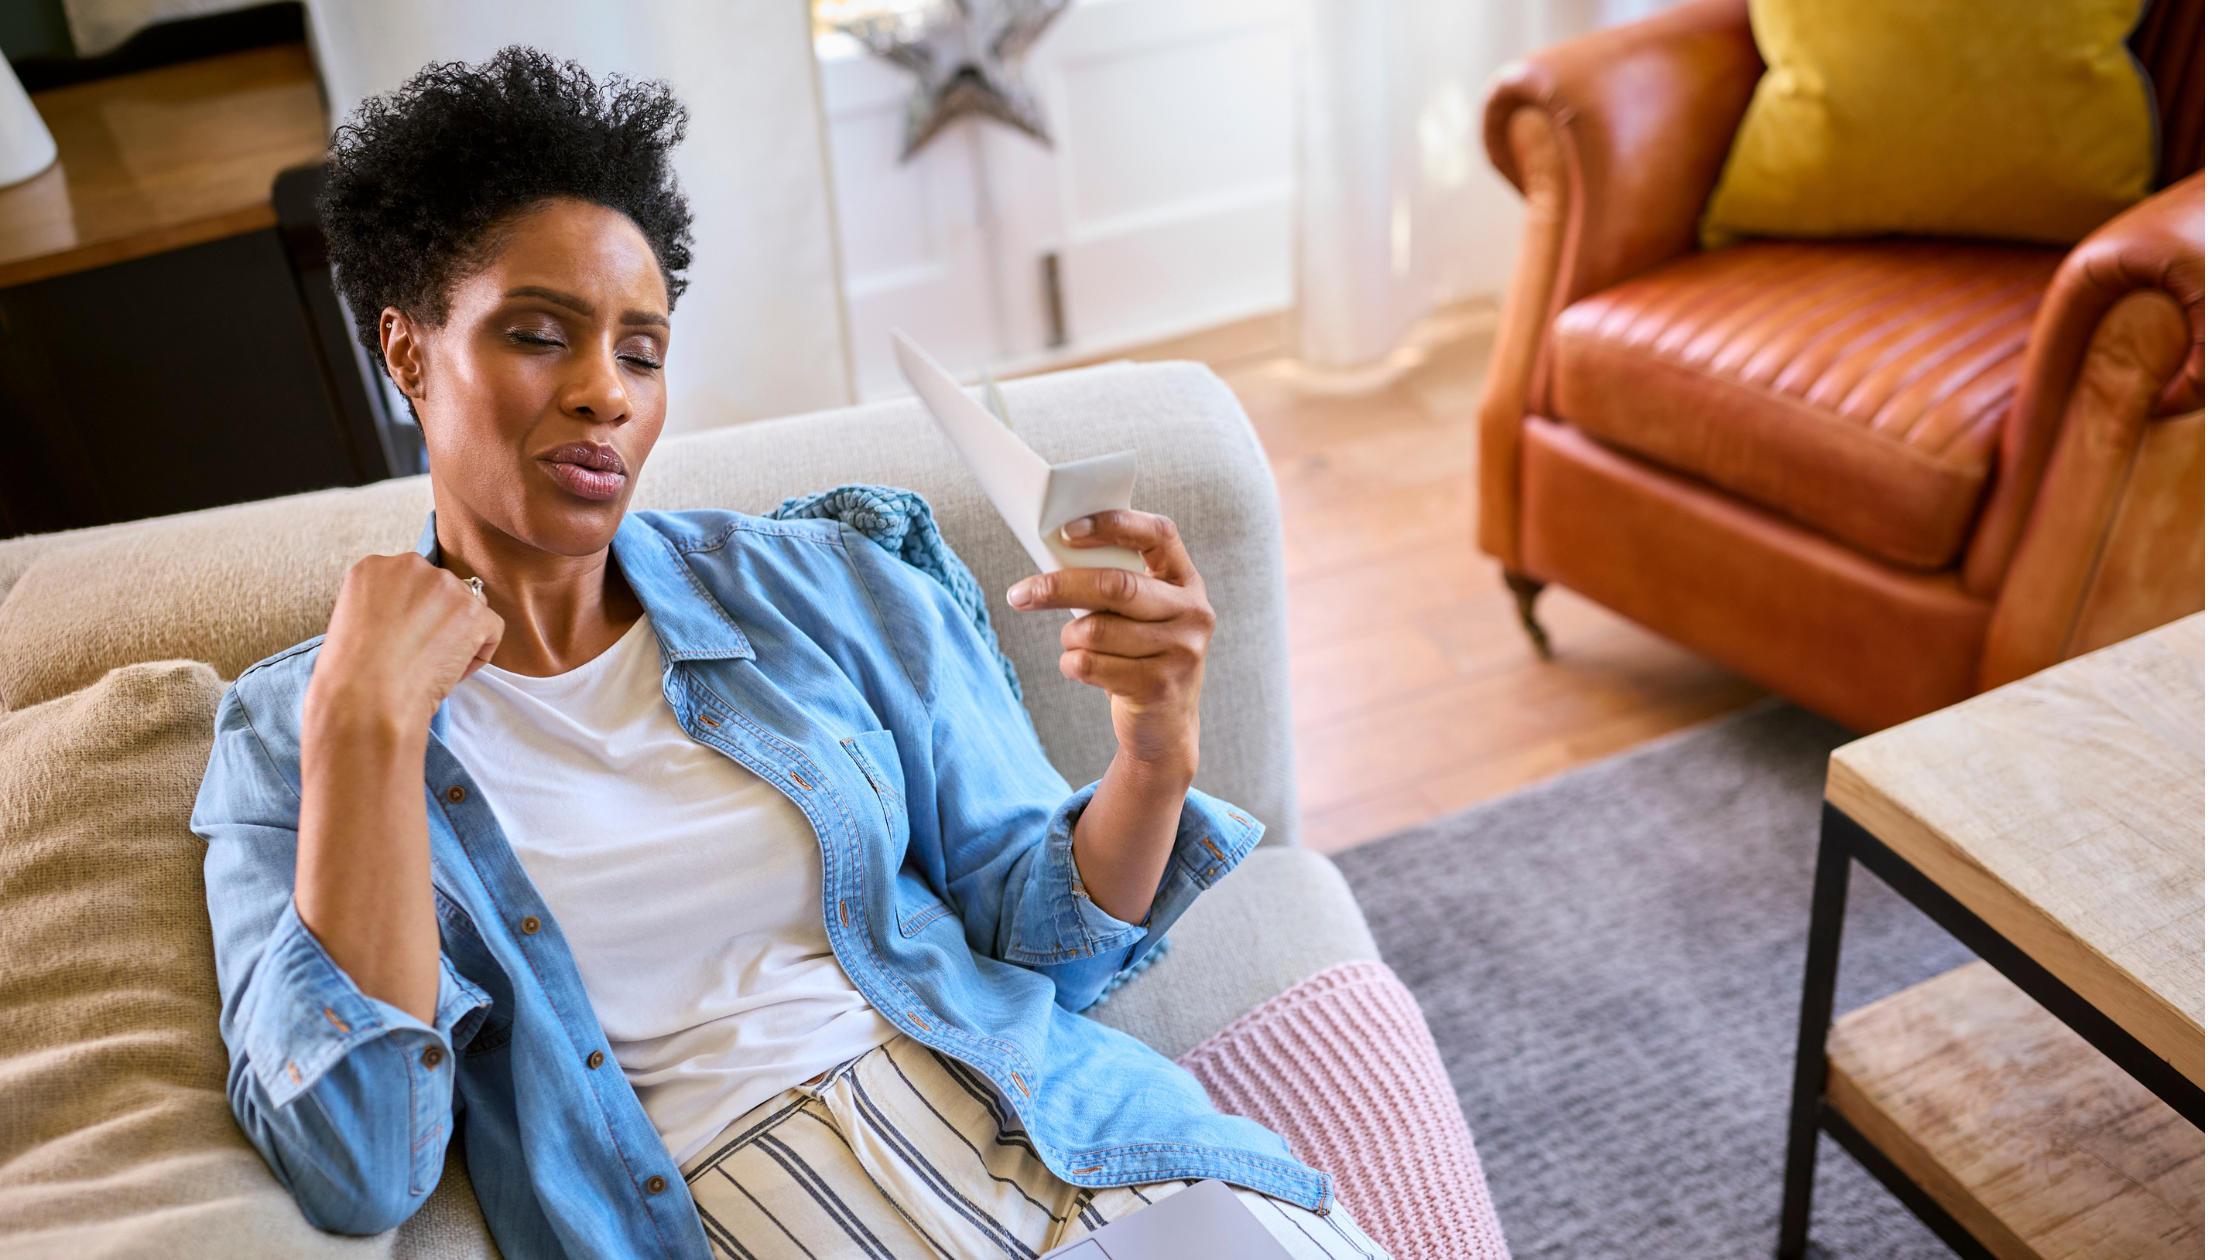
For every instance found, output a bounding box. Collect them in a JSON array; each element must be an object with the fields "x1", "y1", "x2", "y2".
[{"x1": 1475, "y1": 0, "x2": 2204, "y2": 732}]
